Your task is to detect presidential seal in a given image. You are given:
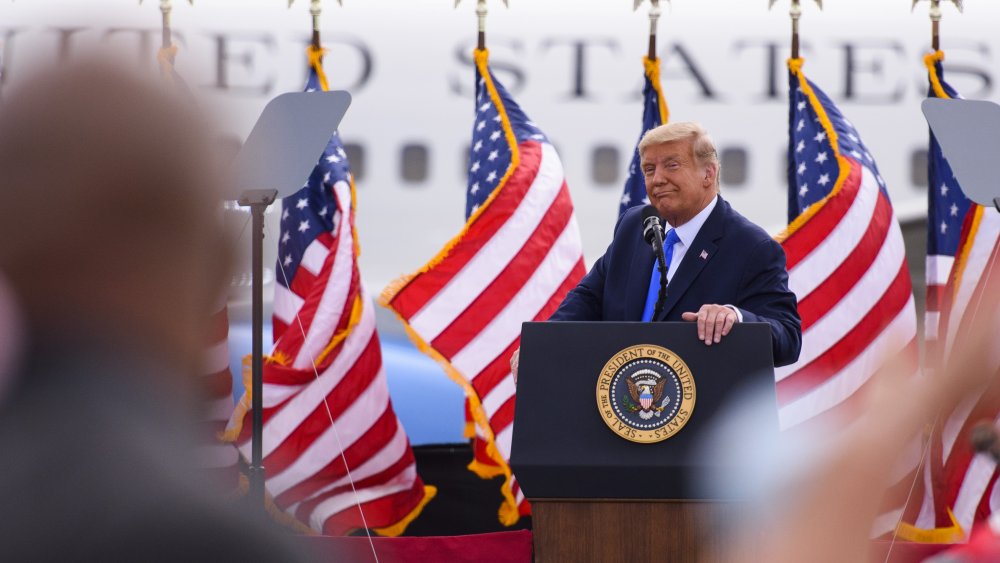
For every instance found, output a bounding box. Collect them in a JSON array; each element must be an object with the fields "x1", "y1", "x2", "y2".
[{"x1": 595, "y1": 344, "x2": 696, "y2": 444}]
